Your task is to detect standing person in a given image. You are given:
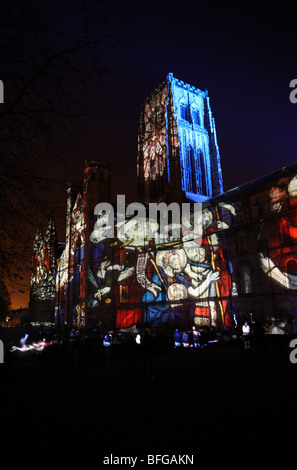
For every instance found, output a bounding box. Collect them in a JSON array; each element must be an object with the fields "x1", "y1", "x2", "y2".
[{"x1": 242, "y1": 321, "x2": 251, "y2": 350}]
